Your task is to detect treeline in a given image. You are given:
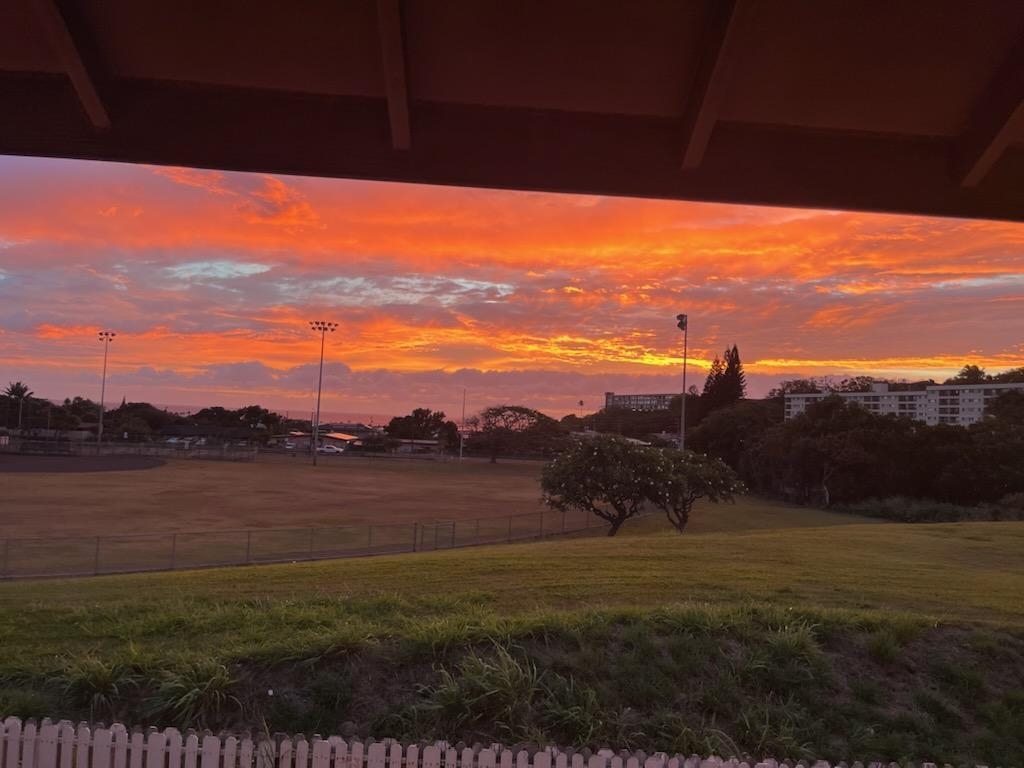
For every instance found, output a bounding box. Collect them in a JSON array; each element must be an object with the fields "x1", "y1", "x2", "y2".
[
  {"x1": 1, "y1": 382, "x2": 296, "y2": 443},
  {"x1": 689, "y1": 389, "x2": 1024, "y2": 509}
]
